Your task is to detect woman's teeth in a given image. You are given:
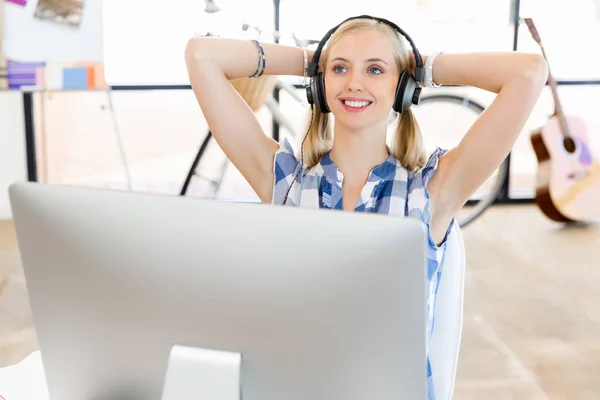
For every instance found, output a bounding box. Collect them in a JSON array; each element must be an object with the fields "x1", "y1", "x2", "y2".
[{"x1": 343, "y1": 100, "x2": 371, "y2": 108}]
